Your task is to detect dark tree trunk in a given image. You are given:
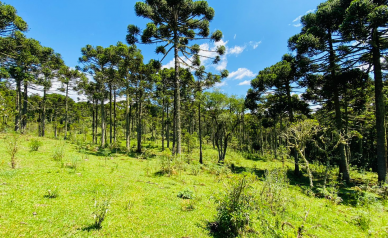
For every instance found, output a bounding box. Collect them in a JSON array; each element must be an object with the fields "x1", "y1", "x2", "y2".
[
  {"x1": 372, "y1": 27, "x2": 387, "y2": 183},
  {"x1": 114, "y1": 89, "x2": 117, "y2": 144},
  {"x1": 14, "y1": 80, "x2": 21, "y2": 132},
  {"x1": 328, "y1": 30, "x2": 350, "y2": 183},
  {"x1": 64, "y1": 83, "x2": 69, "y2": 139},
  {"x1": 126, "y1": 90, "x2": 131, "y2": 152}
]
